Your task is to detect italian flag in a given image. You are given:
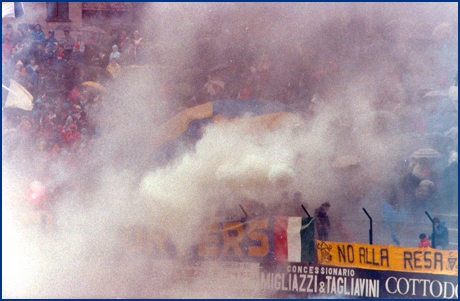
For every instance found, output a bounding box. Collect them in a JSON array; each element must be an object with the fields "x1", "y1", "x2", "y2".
[{"x1": 274, "y1": 216, "x2": 315, "y2": 263}]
